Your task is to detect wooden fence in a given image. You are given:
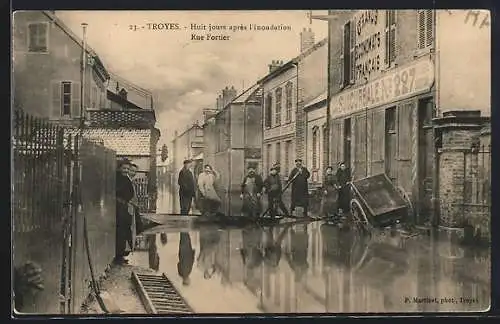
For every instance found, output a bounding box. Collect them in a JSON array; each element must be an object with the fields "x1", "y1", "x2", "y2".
[{"x1": 12, "y1": 111, "x2": 116, "y2": 314}]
